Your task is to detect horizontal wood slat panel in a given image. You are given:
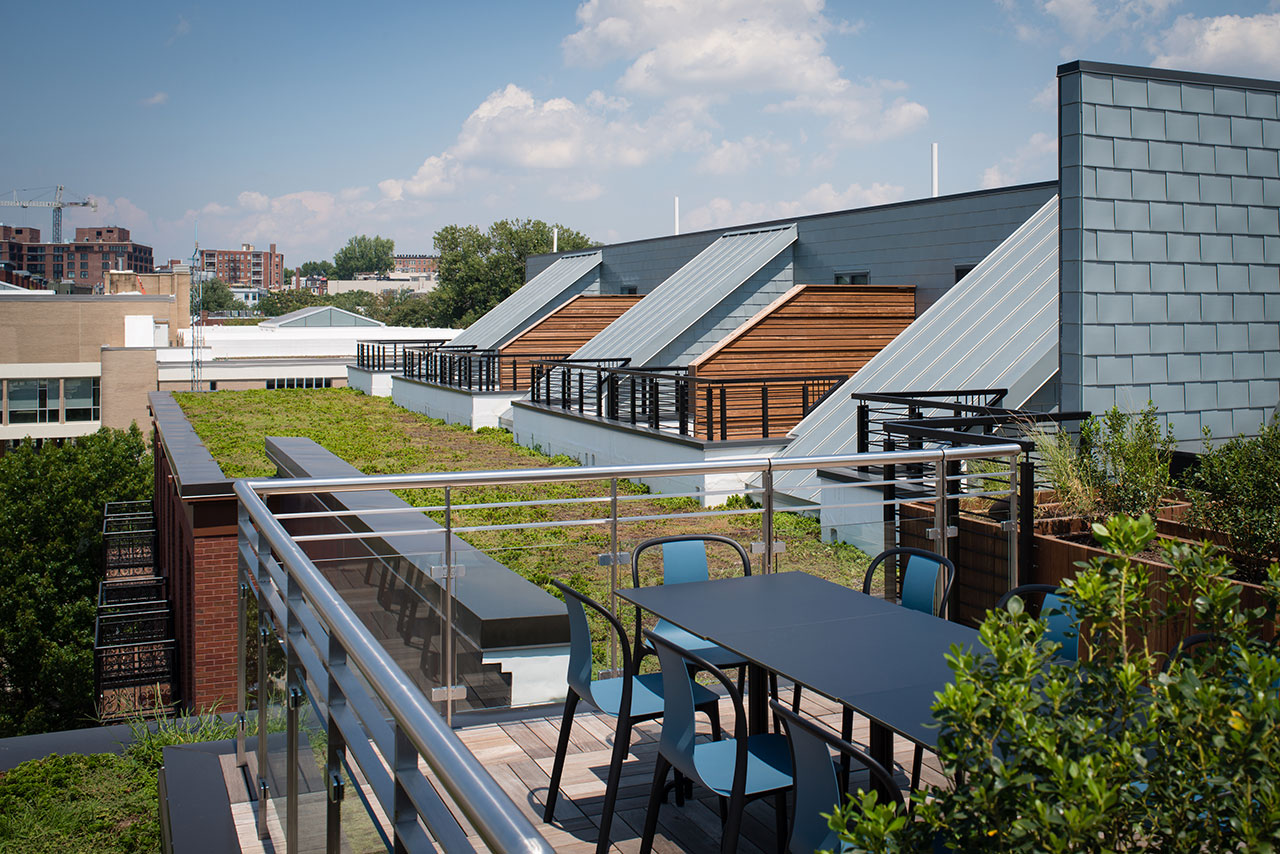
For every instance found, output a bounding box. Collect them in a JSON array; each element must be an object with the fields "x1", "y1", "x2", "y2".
[
  {"x1": 501, "y1": 296, "x2": 642, "y2": 357},
  {"x1": 691, "y1": 285, "x2": 915, "y2": 382}
]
